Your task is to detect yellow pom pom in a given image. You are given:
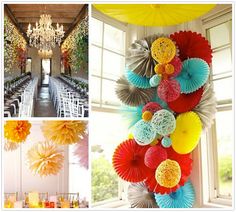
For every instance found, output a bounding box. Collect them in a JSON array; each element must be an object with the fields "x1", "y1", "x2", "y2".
[
  {"x1": 155, "y1": 159, "x2": 181, "y2": 188},
  {"x1": 154, "y1": 64, "x2": 165, "y2": 74},
  {"x1": 165, "y1": 64, "x2": 175, "y2": 75},
  {"x1": 128, "y1": 133, "x2": 134, "y2": 139},
  {"x1": 142, "y1": 111, "x2": 153, "y2": 121}
]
